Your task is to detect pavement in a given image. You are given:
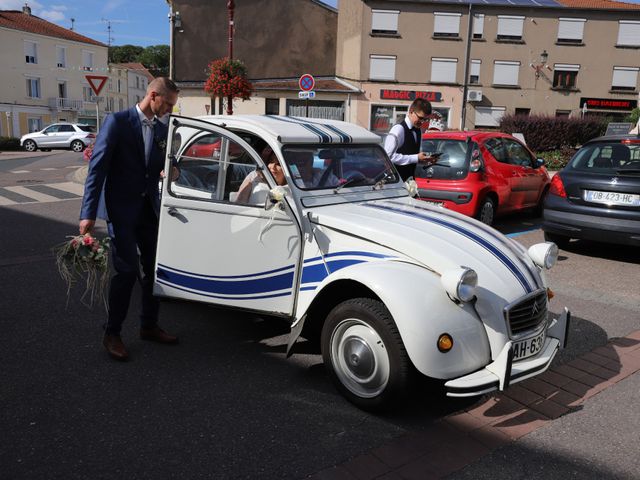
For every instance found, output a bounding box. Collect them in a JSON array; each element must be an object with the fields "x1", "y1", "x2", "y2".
[
  {"x1": 308, "y1": 332, "x2": 640, "y2": 480},
  {"x1": 0, "y1": 150, "x2": 65, "y2": 160}
]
